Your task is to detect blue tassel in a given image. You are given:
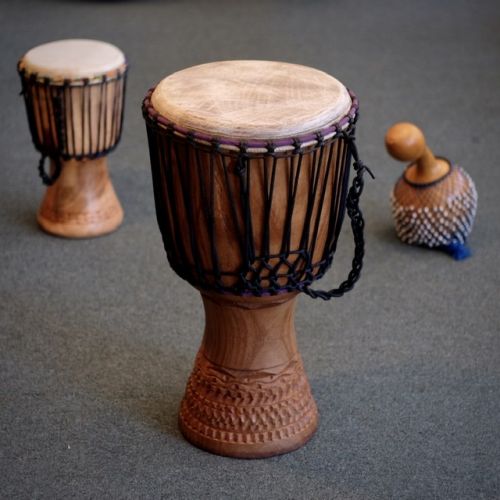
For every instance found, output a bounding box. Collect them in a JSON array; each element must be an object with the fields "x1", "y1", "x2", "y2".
[{"x1": 440, "y1": 241, "x2": 471, "y2": 260}]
